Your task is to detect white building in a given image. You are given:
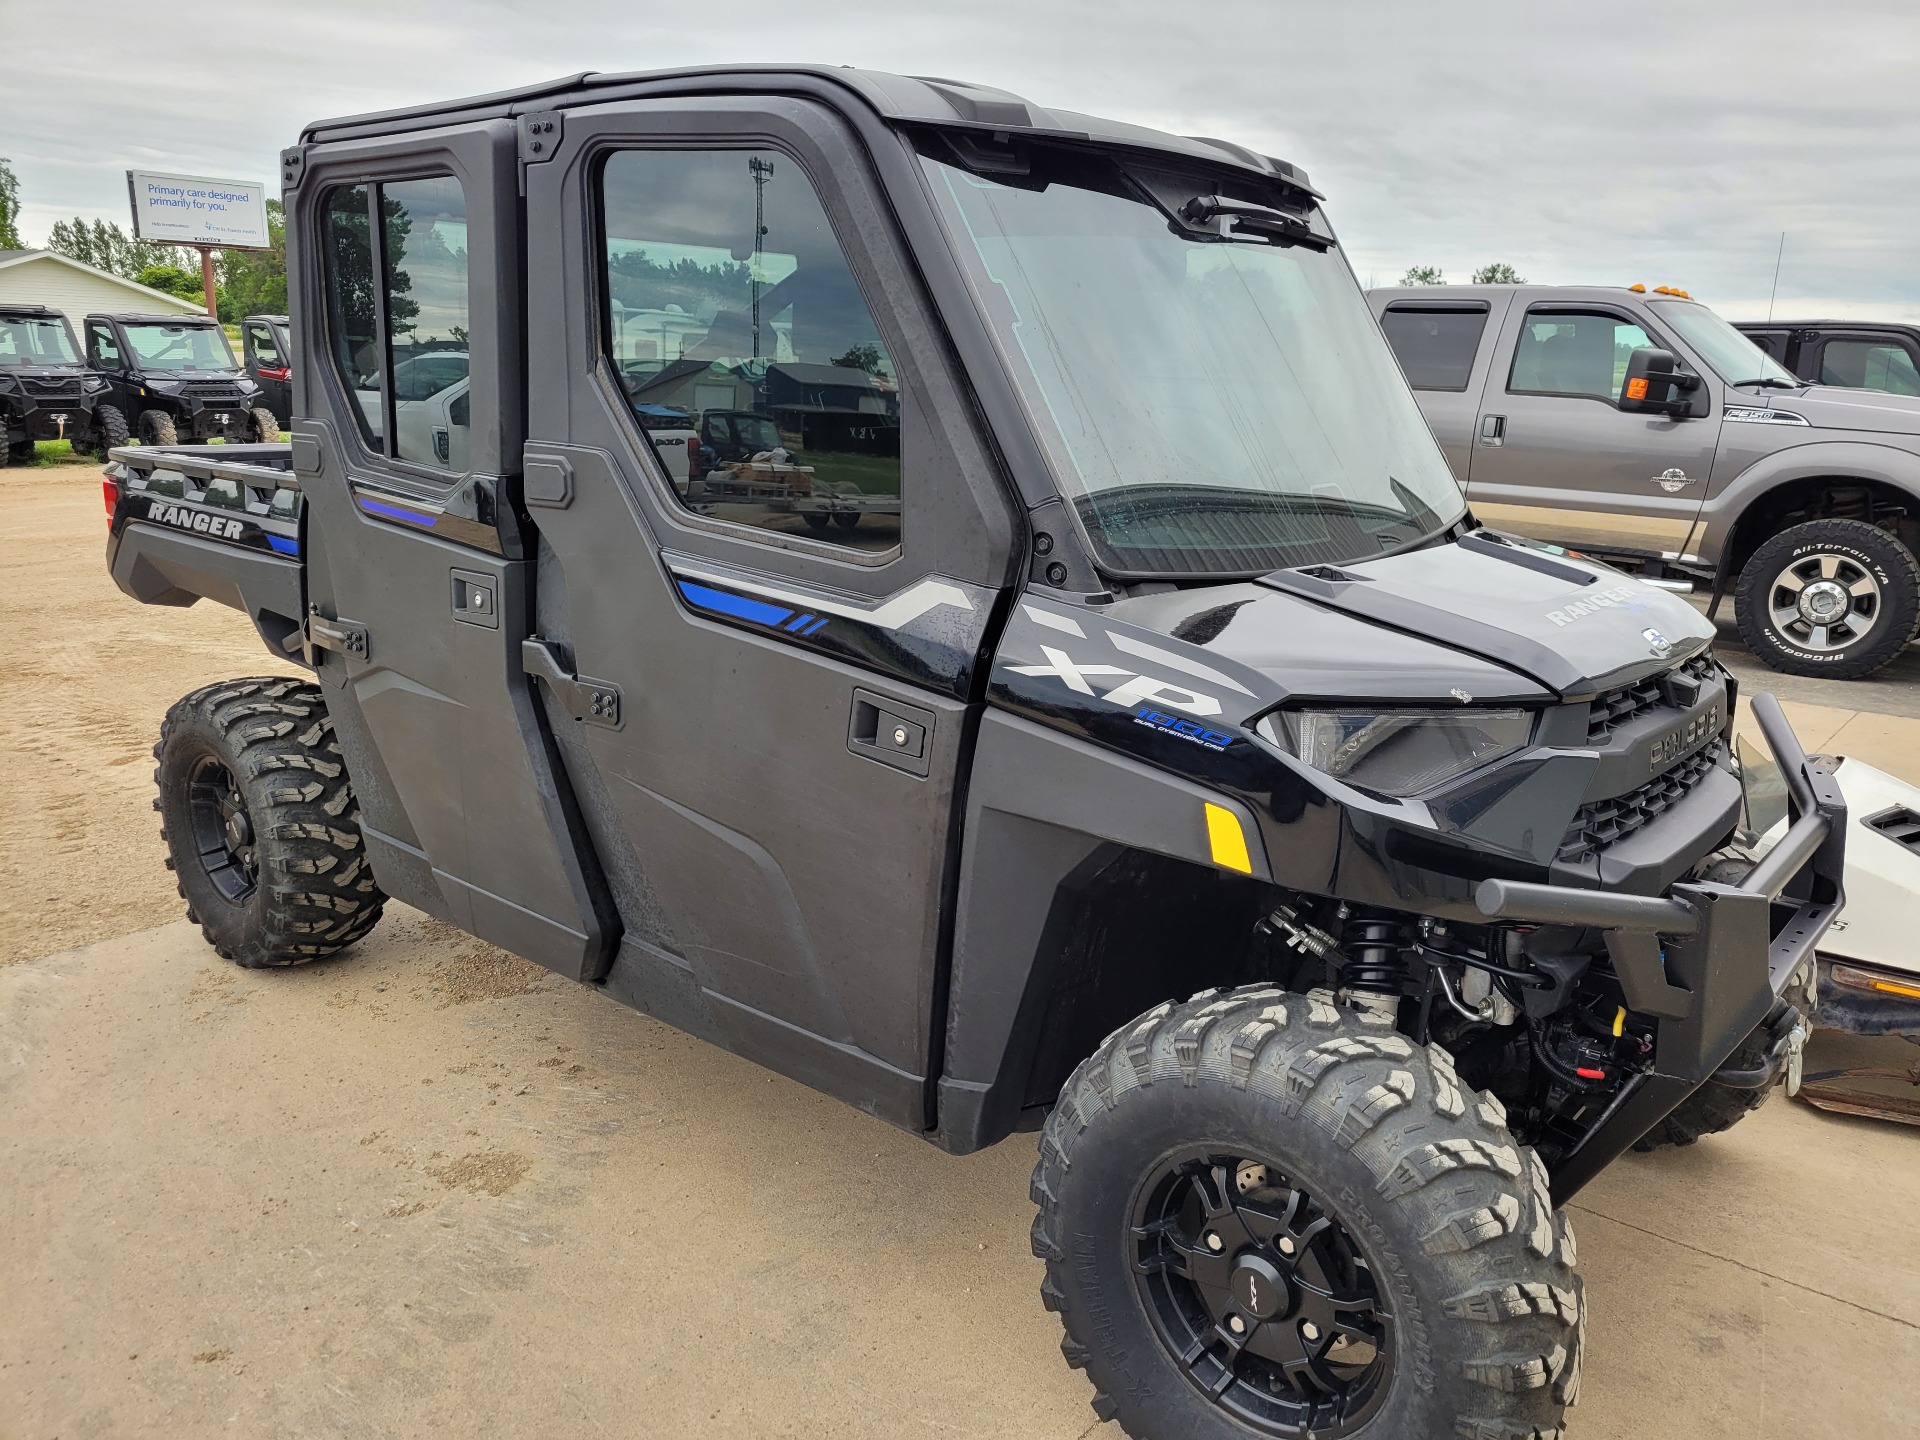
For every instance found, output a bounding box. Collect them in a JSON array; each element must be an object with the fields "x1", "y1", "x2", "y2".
[{"x1": 0, "y1": 250, "x2": 204, "y2": 327}]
